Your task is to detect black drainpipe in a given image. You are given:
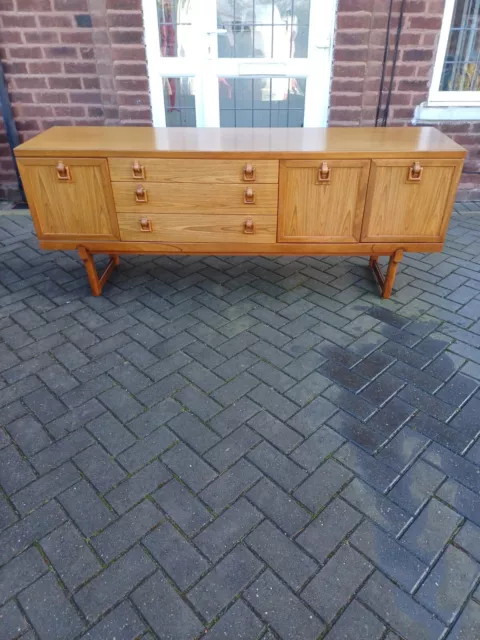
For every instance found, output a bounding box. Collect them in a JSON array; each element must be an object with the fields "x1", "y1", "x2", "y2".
[{"x1": 0, "y1": 58, "x2": 26, "y2": 203}]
